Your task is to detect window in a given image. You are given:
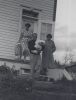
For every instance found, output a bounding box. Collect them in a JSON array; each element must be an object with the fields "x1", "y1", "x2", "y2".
[
  {"x1": 22, "y1": 9, "x2": 39, "y2": 20},
  {"x1": 37, "y1": 20, "x2": 55, "y2": 40},
  {"x1": 40, "y1": 23, "x2": 52, "y2": 40}
]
